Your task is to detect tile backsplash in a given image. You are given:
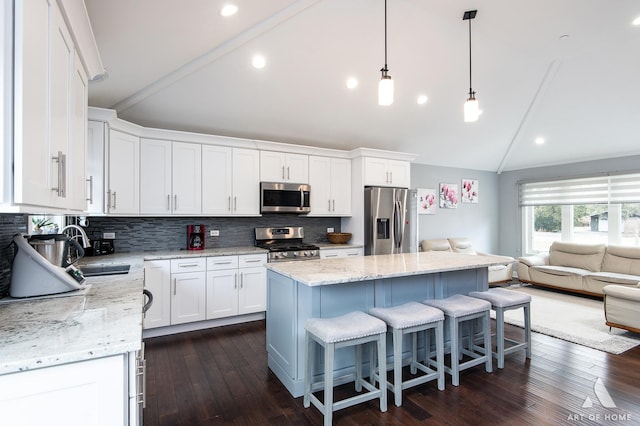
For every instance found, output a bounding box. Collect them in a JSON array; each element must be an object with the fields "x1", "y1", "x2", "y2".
[{"x1": 84, "y1": 214, "x2": 341, "y2": 253}]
